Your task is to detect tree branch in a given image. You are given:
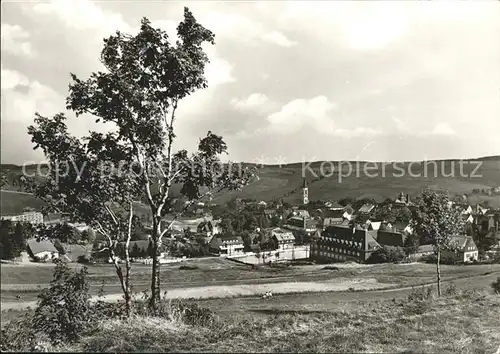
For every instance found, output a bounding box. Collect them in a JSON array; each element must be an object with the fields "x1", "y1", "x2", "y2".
[{"x1": 105, "y1": 204, "x2": 119, "y2": 225}]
